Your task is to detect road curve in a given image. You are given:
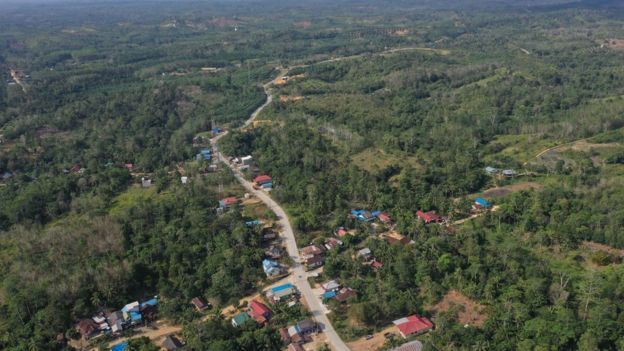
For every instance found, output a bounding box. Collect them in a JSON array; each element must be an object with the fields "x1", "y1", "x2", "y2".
[{"x1": 211, "y1": 73, "x2": 350, "y2": 351}]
